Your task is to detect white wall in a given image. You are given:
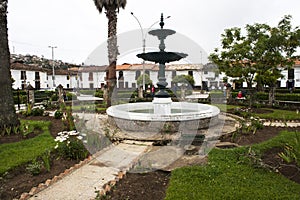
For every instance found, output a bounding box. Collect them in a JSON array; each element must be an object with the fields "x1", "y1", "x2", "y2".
[{"x1": 11, "y1": 69, "x2": 48, "y2": 89}]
